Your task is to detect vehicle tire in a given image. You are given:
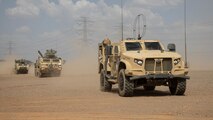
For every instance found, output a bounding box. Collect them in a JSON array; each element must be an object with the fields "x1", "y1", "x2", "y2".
[
  {"x1": 57, "y1": 73, "x2": 61, "y2": 77},
  {"x1": 38, "y1": 72, "x2": 43, "y2": 78},
  {"x1": 57, "y1": 72, "x2": 61, "y2": 77},
  {"x1": 169, "y1": 78, "x2": 186, "y2": 95},
  {"x1": 54, "y1": 73, "x2": 61, "y2": 77},
  {"x1": 143, "y1": 86, "x2": 155, "y2": 91},
  {"x1": 118, "y1": 69, "x2": 134, "y2": 97},
  {"x1": 34, "y1": 69, "x2": 37, "y2": 77},
  {"x1": 100, "y1": 69, "x2": 112, "y2": 92}
]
